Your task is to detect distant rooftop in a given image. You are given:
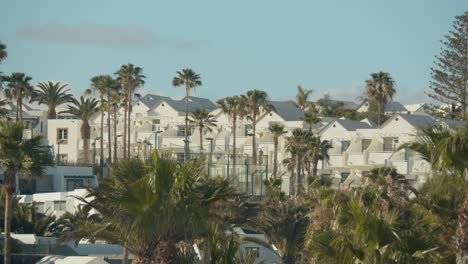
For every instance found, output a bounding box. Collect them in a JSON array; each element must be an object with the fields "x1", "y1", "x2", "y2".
[{"x1": 269, "y1": 101, "x2": 304, "y2": 121}]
